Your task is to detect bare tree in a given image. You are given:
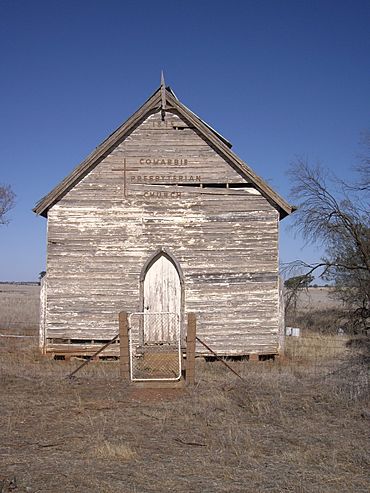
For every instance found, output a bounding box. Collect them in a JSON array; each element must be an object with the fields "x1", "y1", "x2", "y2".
[
  {"x1": 285, "y1": 158, "x2": 370, "y2": 332},
  {"x1": 0, "y1": 184, "x2": 15, "y2": 225},
  {"x1": 283, "y1": 273, "x2": 314, "y2": 314}
]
